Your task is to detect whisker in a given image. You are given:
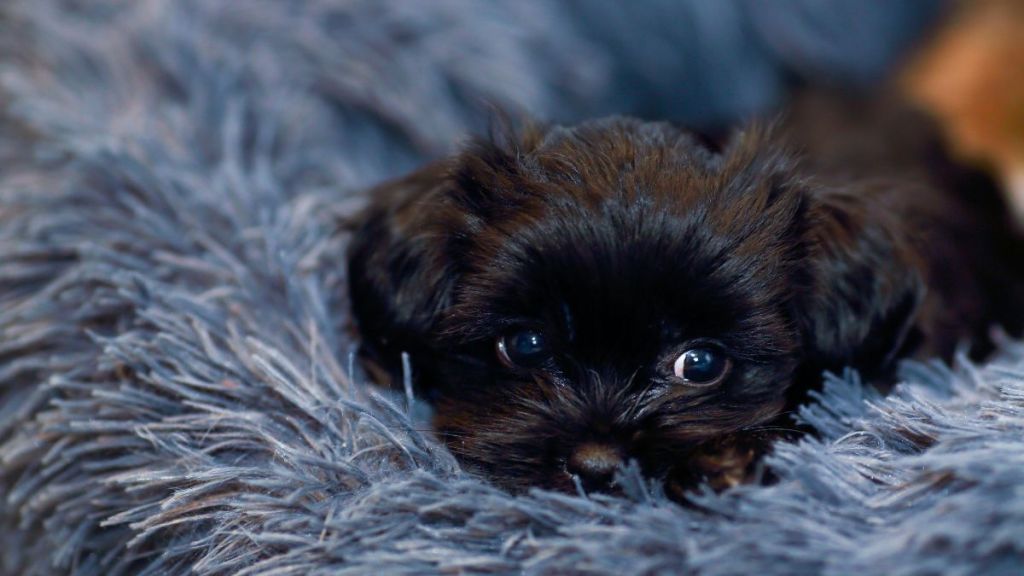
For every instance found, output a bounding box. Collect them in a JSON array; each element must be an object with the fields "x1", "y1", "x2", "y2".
[
  {"x1": 614, "y1": 367, "x2": 642, "y2": 416},
  {"x1": 434, "y1": 432, "x2": 475, "y2": 440},
  {"x1": 405, "y1": 427, "x2": 477, "y2": 439},
  {"x1": 626, "y1": 369, "x2": 658, "y2": 420},
  {"x1": 741, "y1": 425, "x2": 808, "y2": 436}
]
